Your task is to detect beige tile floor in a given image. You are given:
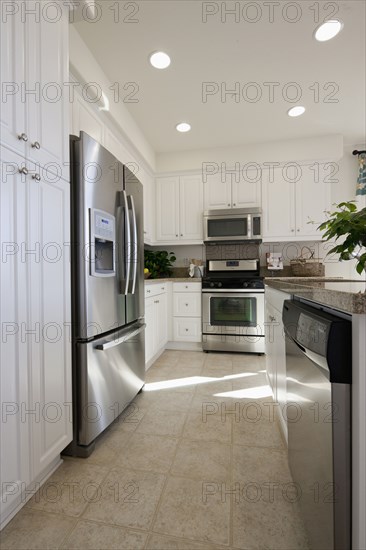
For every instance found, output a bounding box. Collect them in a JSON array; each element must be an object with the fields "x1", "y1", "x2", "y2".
[{"x1": 0, "y1": 351, "x2": 309, "y2": 550}]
